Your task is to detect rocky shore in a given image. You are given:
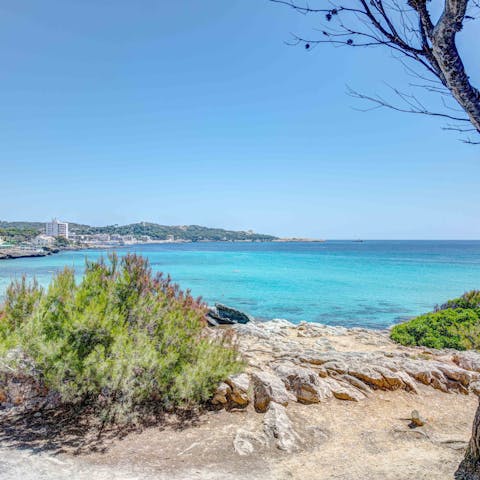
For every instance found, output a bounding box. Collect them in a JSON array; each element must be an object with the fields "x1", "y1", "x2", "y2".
[
  {"x1": 1, "y1": 319, "x2": 479, "y2": 479},
  {"x1": 0, "y1": 248, "x2": 53, "y2": 260}
]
